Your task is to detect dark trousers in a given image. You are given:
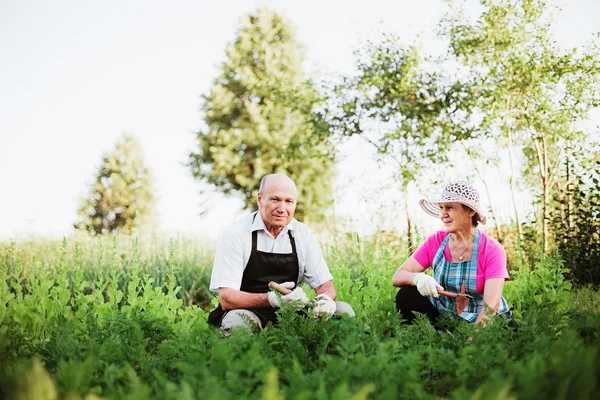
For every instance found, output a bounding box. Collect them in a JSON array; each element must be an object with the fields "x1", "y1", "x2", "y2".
[
  {"x1": 395, "y1": 285, "x2": 440, "y2": 324},
  {"x1": 395, "y1": 285, "x2": 519, "y2": 331}
]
